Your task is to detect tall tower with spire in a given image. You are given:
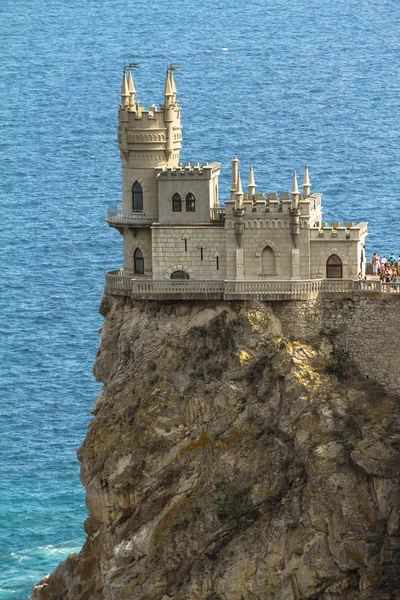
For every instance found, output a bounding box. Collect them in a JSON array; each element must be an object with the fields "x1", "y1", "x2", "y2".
[{"x1": 117, "y1": 67, "x2": 182, "y2": 218}]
